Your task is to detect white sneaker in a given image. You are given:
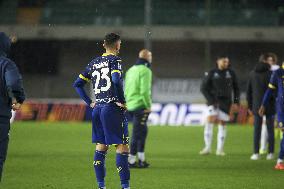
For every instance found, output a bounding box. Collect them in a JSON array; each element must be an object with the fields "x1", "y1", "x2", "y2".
[
  {"x1": 216, "y1": 150, "x2": 226, "y2": 156},
  {"x1": 199, "y1": 148, "x2": 211, "y2": 155},
  {"x1": 266, "y1": 153, "x2": 274, "y2": 160},
  {"x1": 250, "y1": 153, "x2": 260, "y2": 160}
]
